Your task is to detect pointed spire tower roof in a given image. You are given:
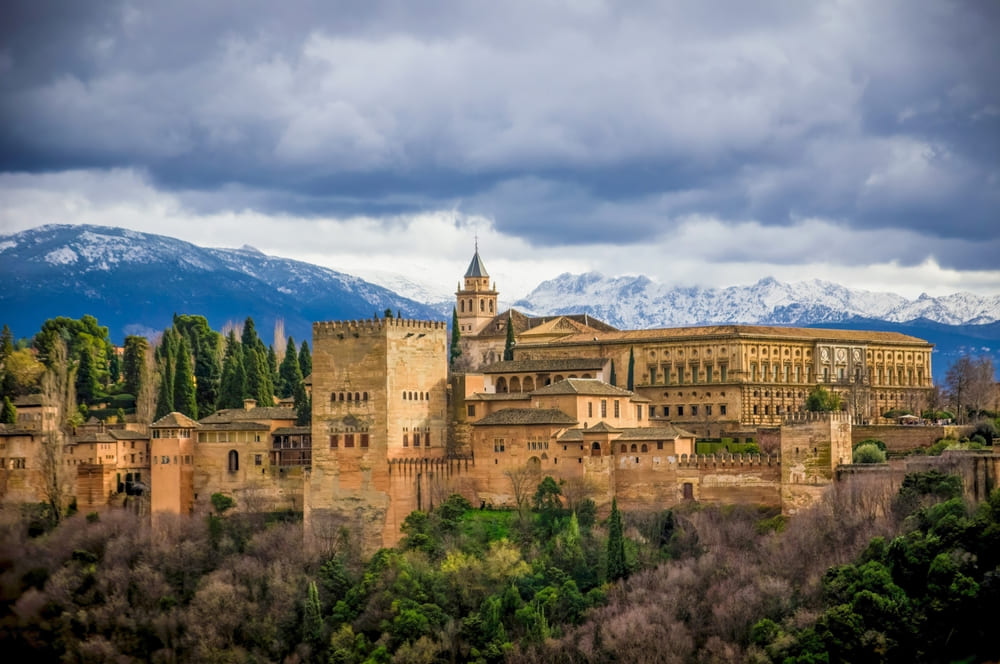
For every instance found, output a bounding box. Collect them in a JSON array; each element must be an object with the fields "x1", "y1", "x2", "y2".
[{"x1": 465, "y1": 244, "x2": 489, "y2": 278}]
